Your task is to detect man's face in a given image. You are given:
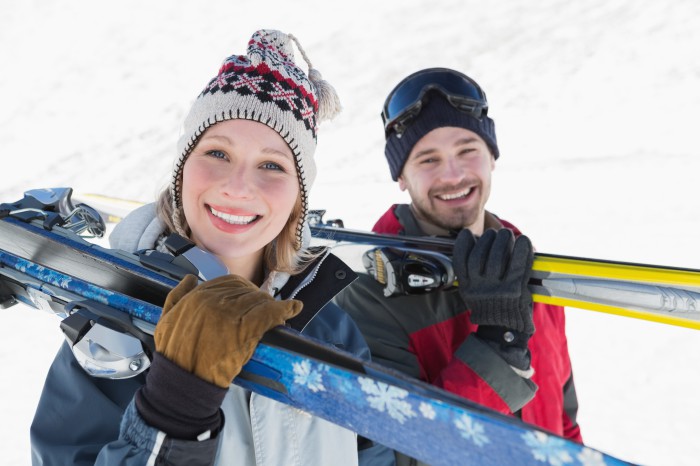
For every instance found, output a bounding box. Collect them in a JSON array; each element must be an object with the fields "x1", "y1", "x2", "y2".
[{"x1": 398, "y1": 126, "x2": 495, "y2": 234}]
